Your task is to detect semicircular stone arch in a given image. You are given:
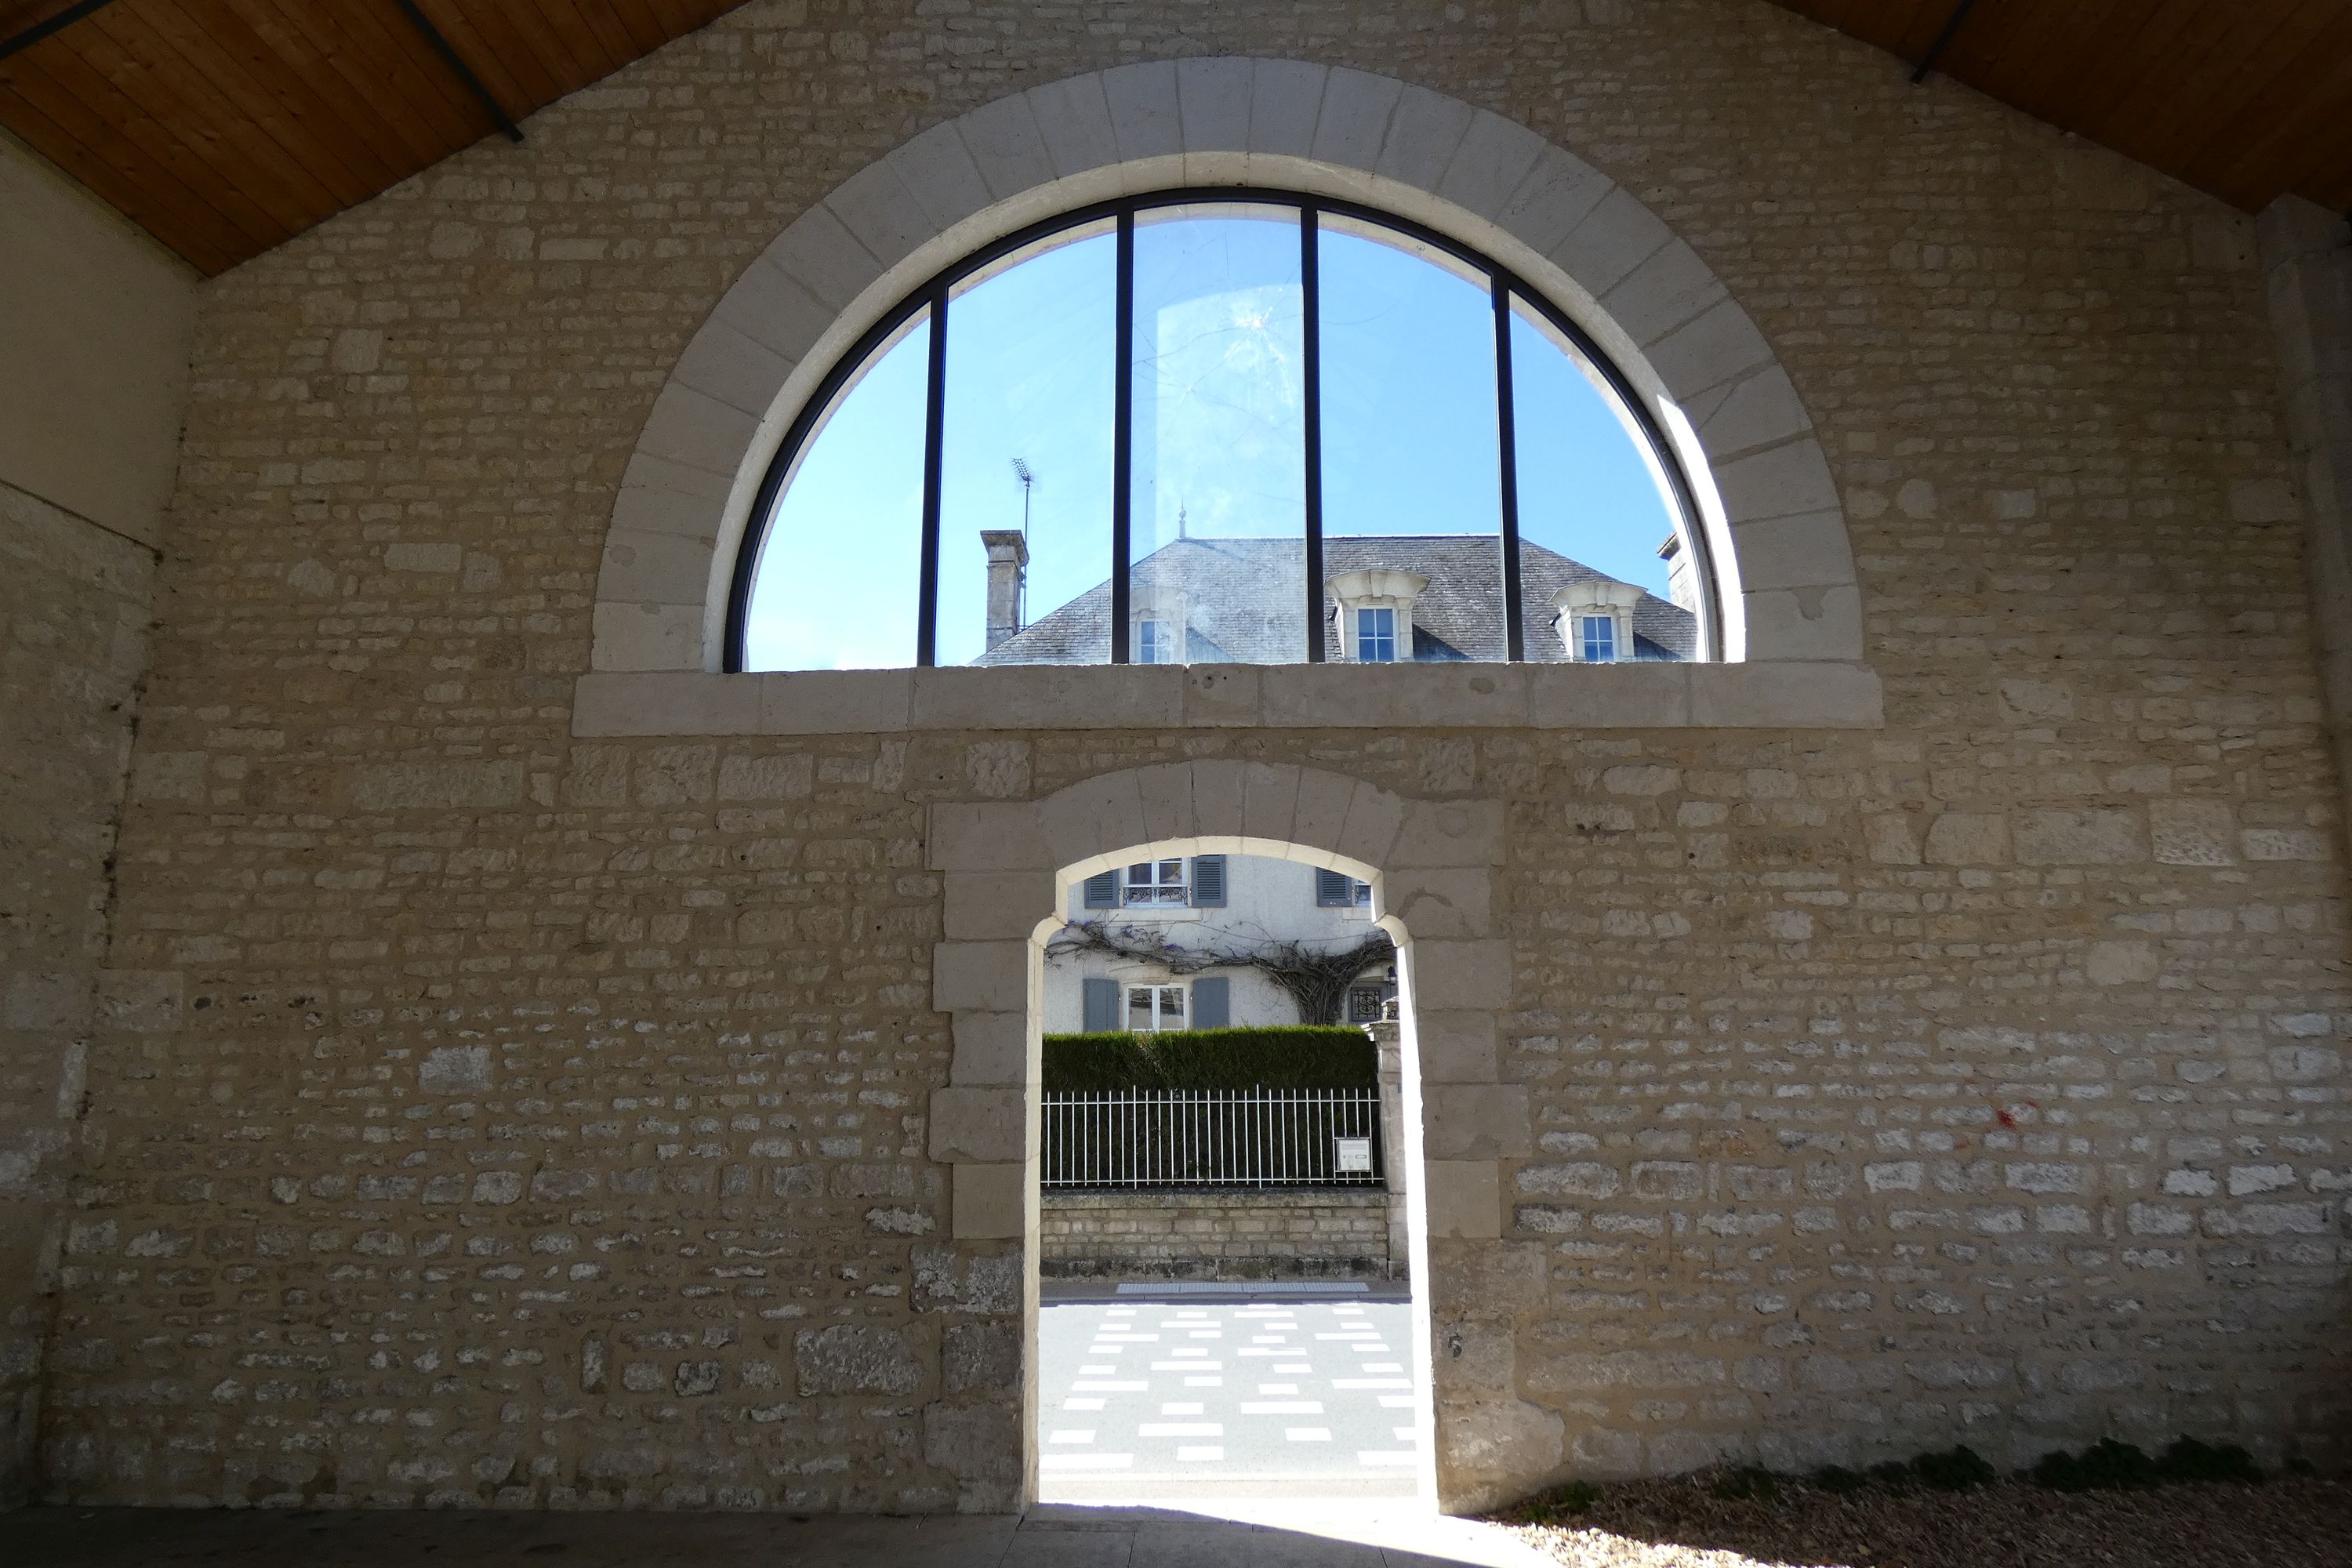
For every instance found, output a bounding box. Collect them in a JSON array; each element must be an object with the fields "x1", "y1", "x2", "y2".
[
  {"x1": 593, "y1": 56, "x2": 1860, "y2": 680},
  {"x1": 921, "y1": 757, "x2": 1545, "y2": 1512}
]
